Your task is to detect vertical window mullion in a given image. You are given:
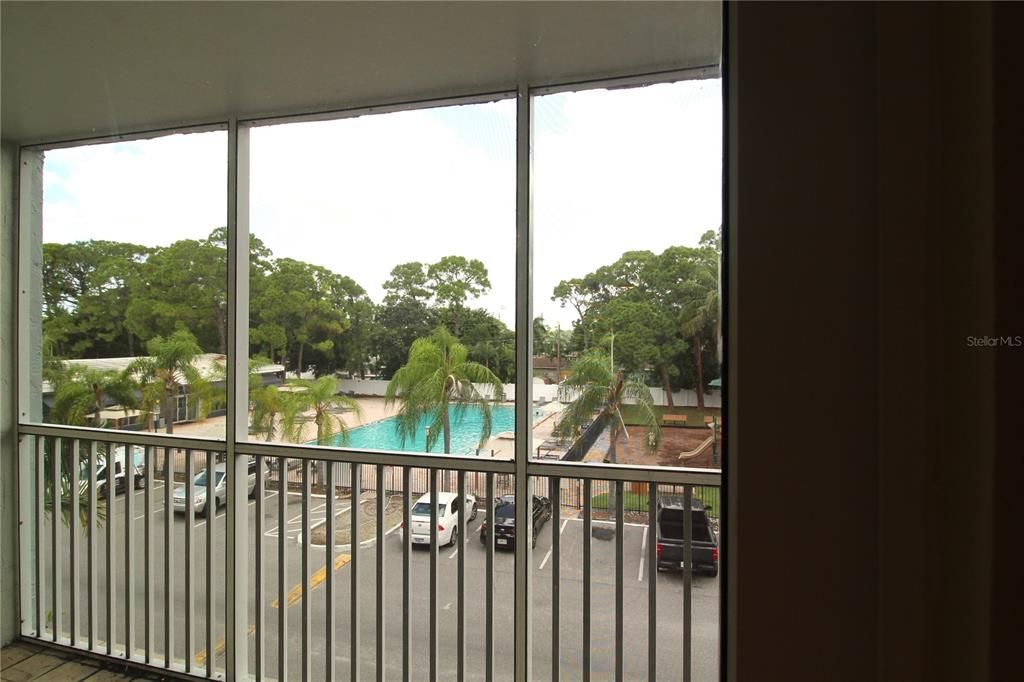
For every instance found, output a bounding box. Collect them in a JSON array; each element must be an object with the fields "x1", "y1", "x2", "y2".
[
  {"x1": 225, "y1": 118, "x2": 250, "y2": 680},
  {"x1": 514, "y1": 83, "x2": 534, "y2": 682}
]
